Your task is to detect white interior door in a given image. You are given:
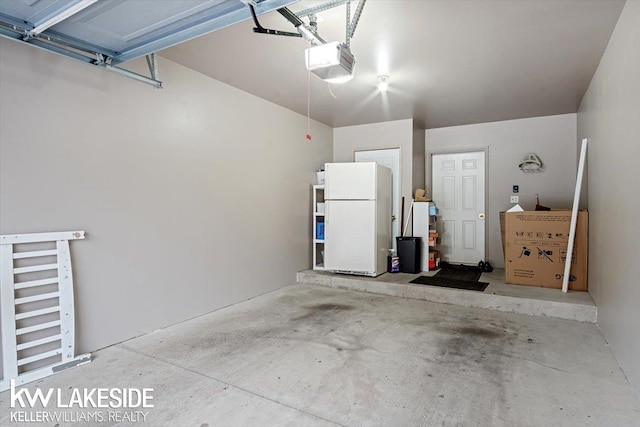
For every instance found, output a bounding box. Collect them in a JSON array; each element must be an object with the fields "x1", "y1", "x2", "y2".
[
  {"x1": 432, "y1": 151, "x2": 485, "y2": 264},
  {"x1": 355, "y1": 148, "x2": 400, "y2": 250}
]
